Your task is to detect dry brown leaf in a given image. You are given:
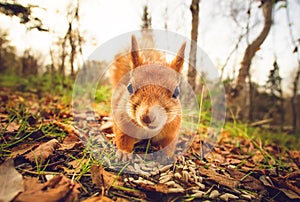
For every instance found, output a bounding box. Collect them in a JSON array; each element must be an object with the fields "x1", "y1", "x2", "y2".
[
  {"x1": 24, "y1": 139, "x2": 60, "y2": 163},
  {"x1": 62, "y1": 132, "x2": 81, "y2": 145},
  {"x1": 10, "y1": 142, "x2": 40, "y2": 158},
  {"x1": 53, "y1": 120, "x2": 81, "y2": 137},
  {"x1": 226, "y1": 167, "x2": 264, "y2": 191},
  {"x1": 3, "y1": 121, "x2": 20, "y2": 133},
  {"x1": 0, "y1": 159, "x2": 24, "y2": 202},
  {"x1": 65, "y1": 159, "x2": 89, "y2": 174},
  {"x1": 205, "y1": 151, "x2": 226, "y2": 164},
  {"x1": 59, "y1": 141, "x2": 82, "y2": 151},
  {"x1": 260, "y1": 175, "x2": 300, "y2": 200},
  {"x1": 198, "y1": 166, "x2": 239, "y2": 189},
  {"x1": 90, "y1": 164, "x2": 123, "y2": 189},
  {"x1": 14, "y1": 175, "x2": 80, "y2": 202},
  {"x1": 251, "y1": 151, "x2": 265, "y2": 164},
  {"x1": 276, "y1": 188, "x2": 300, "y2": 200},
  {"x1": 136, "y1": 182, "x2": 170, "y2": 194},
  {"x1": 82, "y1": 196, "x2": 113, "y2": 202},
  {"x1": 59, "y1": 131, "x2": 83, "y2": 151},
  {"x1": 272, "y1": 176, "x2": 300, "y2": 198},
  {"x1": 82, "y1": 196, "x2": 129, "y2": 202},
  {"x1": 225, "y1": 158, "x2": 242, "y2": 165},
  {"x1": 287, "y1": 151, "x2": 300, "y2": 168}
]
